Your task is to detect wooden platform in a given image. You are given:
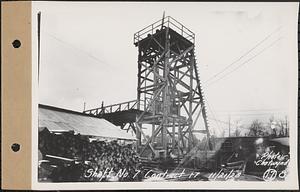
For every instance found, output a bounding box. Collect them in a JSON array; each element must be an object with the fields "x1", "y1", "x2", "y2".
[
  {"x1": 101, "y1": 109, "x2": 145, "y2": 126},
  {"x1": 134, "y1": 27, "x2": 194, "y2": 55}
]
